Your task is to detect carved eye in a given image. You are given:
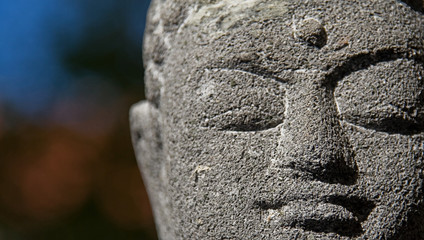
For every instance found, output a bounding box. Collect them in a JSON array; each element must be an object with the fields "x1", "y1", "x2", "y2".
[
  {"x1": 197, "y1": 69, "x2": 285, "y2": 131},
  {"x1": 335, "y1": 58, "x2": 424, "y2": 134}
]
